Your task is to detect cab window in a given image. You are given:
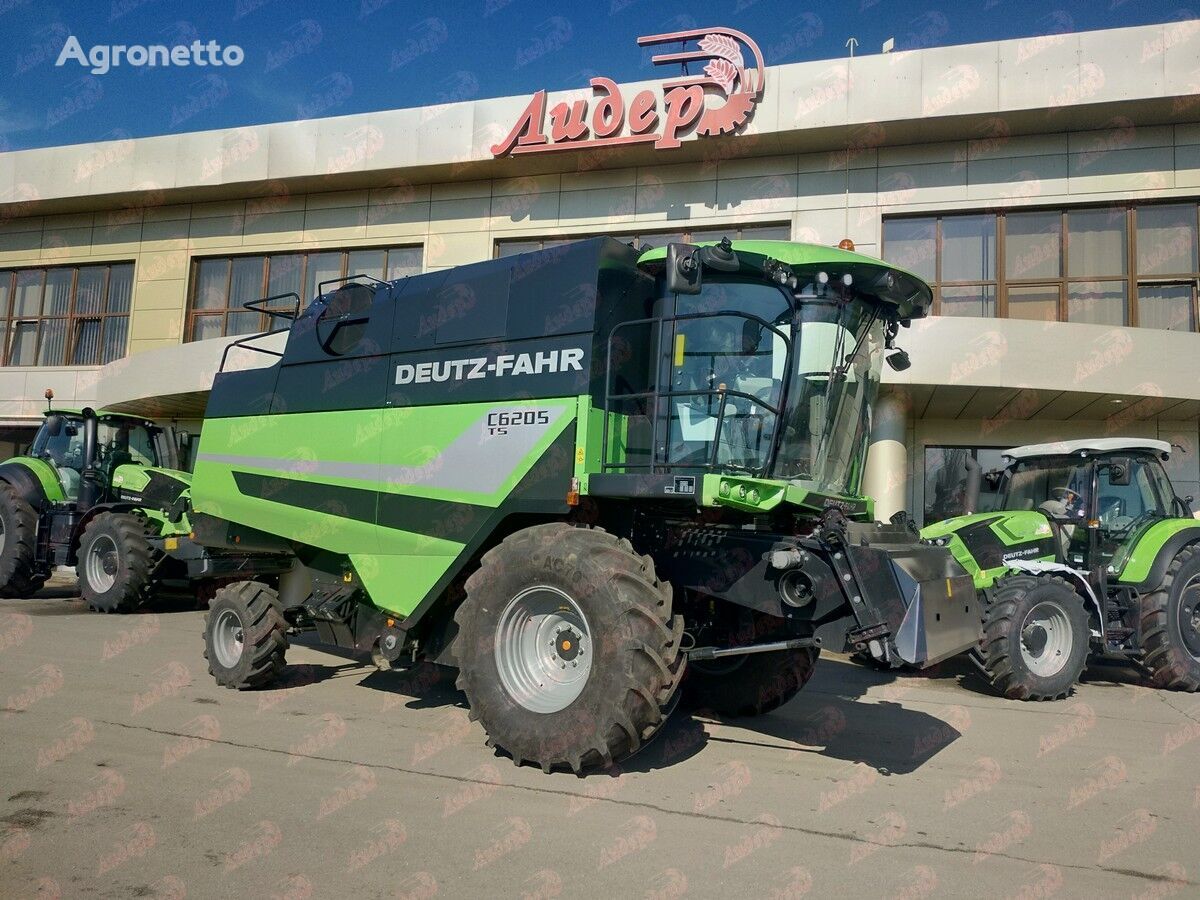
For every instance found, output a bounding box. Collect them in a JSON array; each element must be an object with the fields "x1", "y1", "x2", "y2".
[
  {"x1": 98, "y1": 421, "x2": 157, "y2": 467},
  {"x1": 1096, "y1": 458, "x2": 1167, "y2": 538}
]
